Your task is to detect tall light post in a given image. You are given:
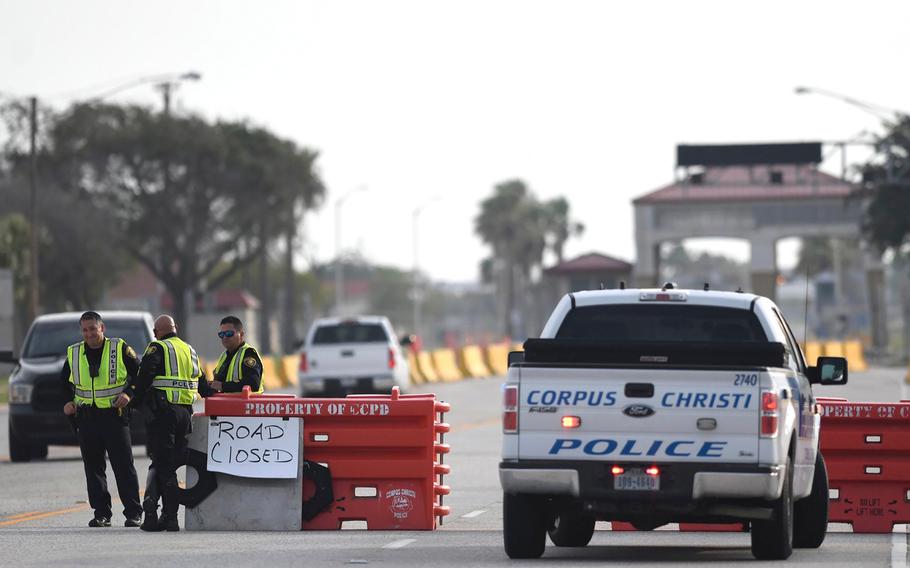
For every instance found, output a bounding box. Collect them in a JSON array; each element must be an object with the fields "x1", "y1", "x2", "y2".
[
  {"x1": 795, "y1": 86, "x2": 908, "y2": 182},
  {"x1": 89, "y1": 71, "x2": 203, "y2": 114},
  {"x1": 334, "y1": 185, "x2": 367, "y2": 316},
  {"x1": 412, "y1": 197, "x2": 442, "y2": 337}
]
